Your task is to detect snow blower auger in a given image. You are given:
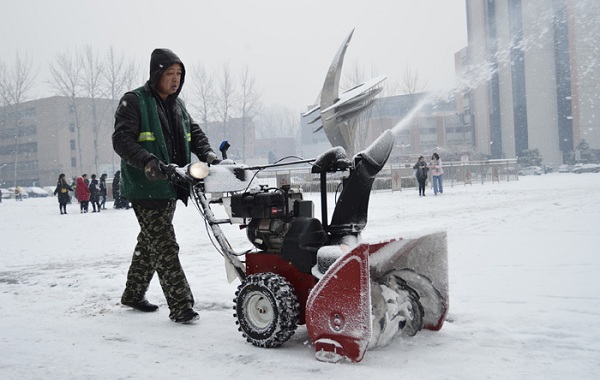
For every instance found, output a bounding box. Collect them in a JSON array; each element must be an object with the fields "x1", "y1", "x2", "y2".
[{"x1": 159, "y1": 130, "x2": 448, "y2": 363}]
